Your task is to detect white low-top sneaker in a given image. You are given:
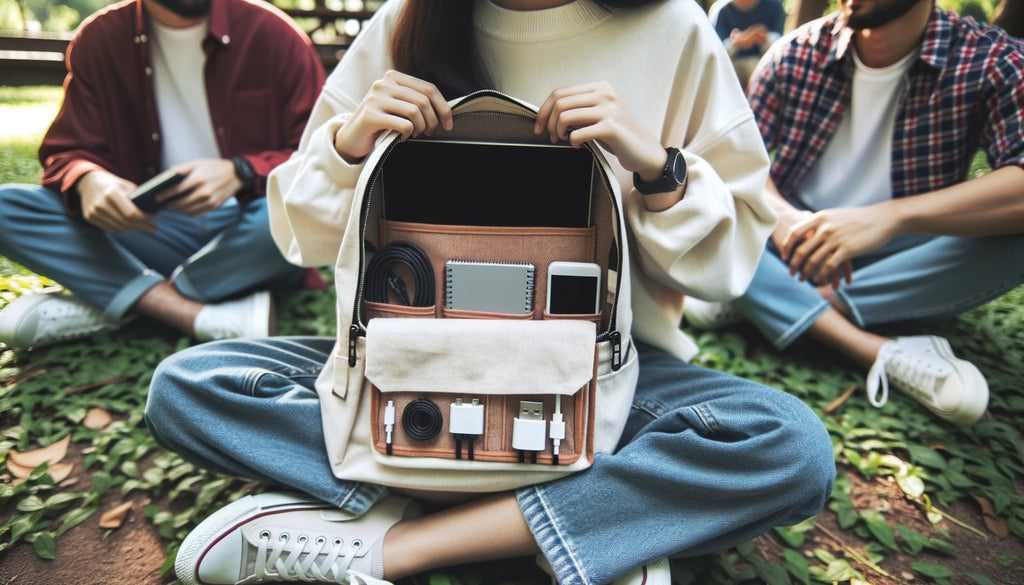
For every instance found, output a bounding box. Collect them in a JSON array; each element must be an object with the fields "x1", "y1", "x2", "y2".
[
  {"x1": 536, "y1": 554, "x2": 671, "y2": 585},
  {"x1": 866, "y1": 335, "x2": 989, "y2": 426},
  {"x1": 175, "y1": 492, "x2": 417, "y2": 585},
  {"x1": 0, "y1": 293, "x2": 121, "y2": 349},
  {"x1": 193, "y1": 290, "x2": 273, "y2": 342},
  {"x1": 682, "y1": 297, "x2": 744, "y2": 330}
]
